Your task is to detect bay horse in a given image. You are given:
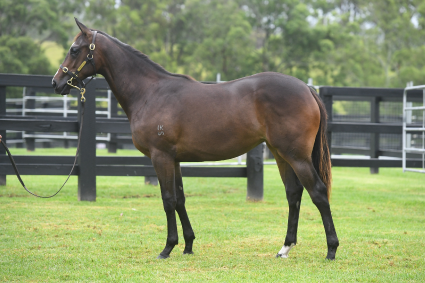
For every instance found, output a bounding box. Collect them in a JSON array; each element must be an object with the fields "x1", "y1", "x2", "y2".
[{"x1": 52, "y1": 19, "x2": 339, "y2": 260}]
